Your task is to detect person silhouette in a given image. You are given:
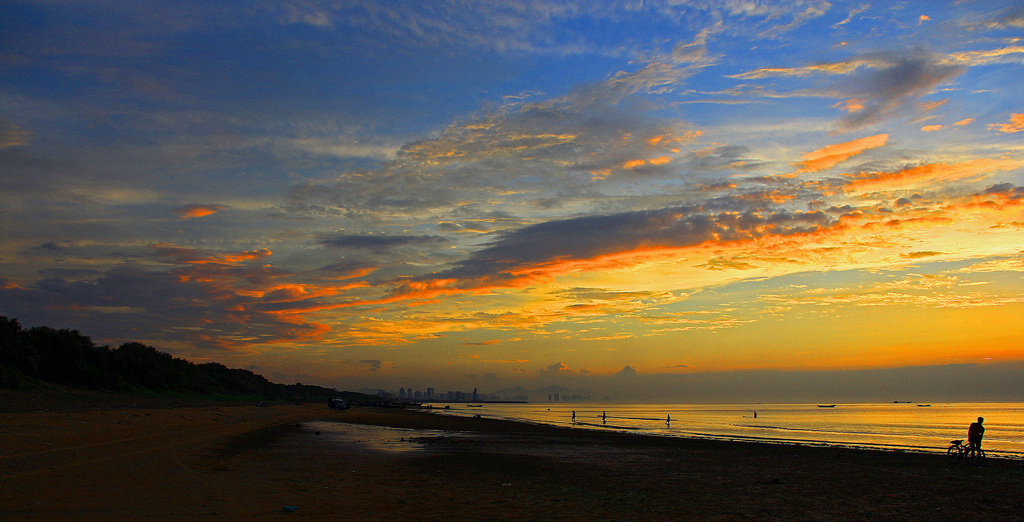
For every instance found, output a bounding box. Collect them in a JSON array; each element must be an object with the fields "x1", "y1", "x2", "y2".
[
  {"x1": 968, "y1": 417, "x2": 985, "y2": 455},
  {"x1": 571, "y1": 410, "x2": 576, "y2": 422}
]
